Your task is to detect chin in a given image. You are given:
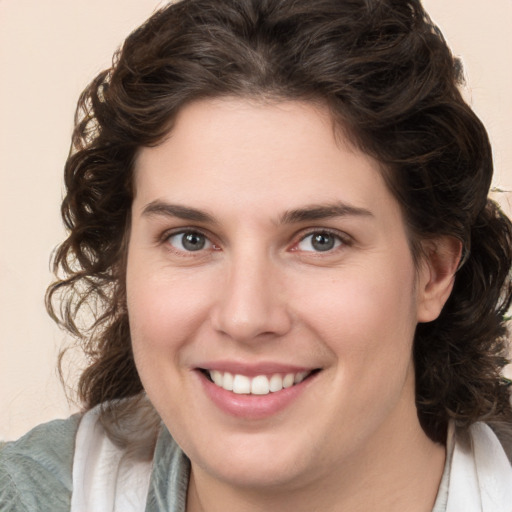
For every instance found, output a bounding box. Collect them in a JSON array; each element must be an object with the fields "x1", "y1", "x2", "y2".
[{"x1": 186, "y1": 432, "x2": 316, "y2": 490}]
